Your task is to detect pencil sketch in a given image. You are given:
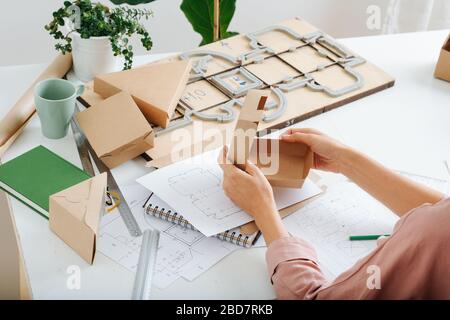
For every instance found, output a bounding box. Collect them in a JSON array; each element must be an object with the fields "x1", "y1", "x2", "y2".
[
  {"x1": 98, "y1": 183, "x2": 238, "y2": 289},
  {"x1": 167, "y1": 168, "x2": 242, "y2": 220}
]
